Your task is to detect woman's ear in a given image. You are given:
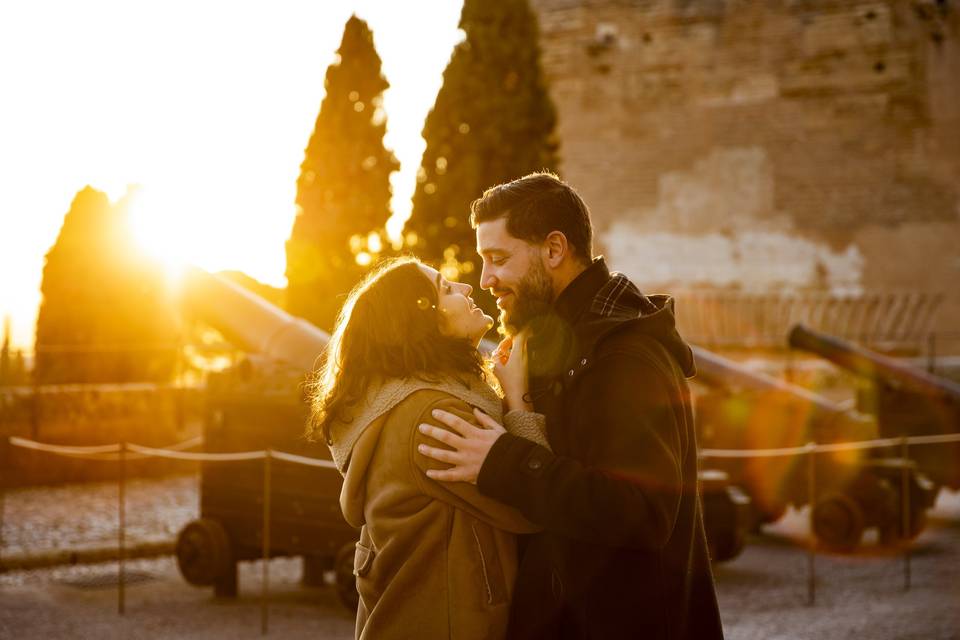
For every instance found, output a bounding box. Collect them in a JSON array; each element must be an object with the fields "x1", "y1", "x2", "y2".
[{"x1": 542, "y1": 231, "x2": 569, "y2": 268}]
